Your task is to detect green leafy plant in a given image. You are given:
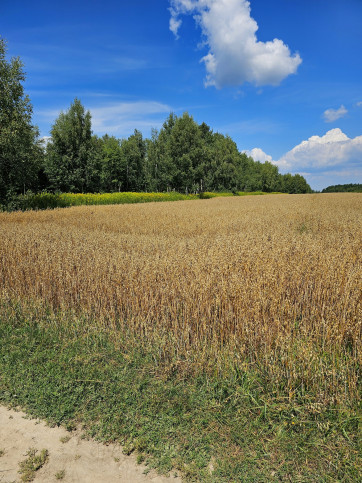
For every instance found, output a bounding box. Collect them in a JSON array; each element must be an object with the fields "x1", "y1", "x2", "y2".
[
  {"x1": 60, "y1": 435, "x2": 71, "y2": 444},
  {"x1": 55, "y1": 469, "x2": 65, "y2": 480},
  {"x1": 18, "y1": 448, "x2": 49, "y2": 482}
]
